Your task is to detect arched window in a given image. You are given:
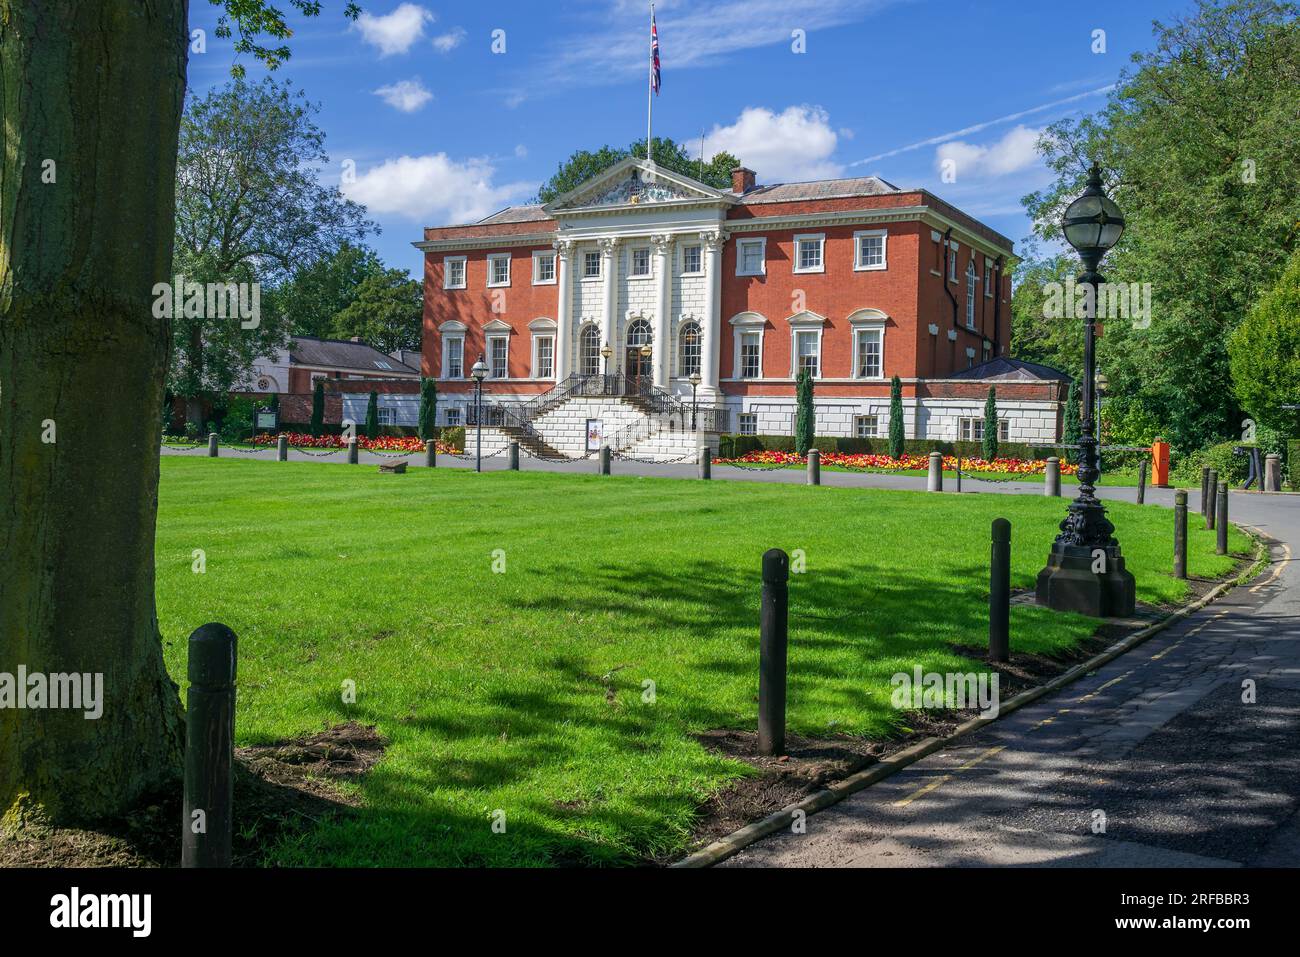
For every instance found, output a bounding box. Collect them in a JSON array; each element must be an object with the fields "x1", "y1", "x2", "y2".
[
  {"x1": 626, "y1": 318, "x2": 653, "y2": 347},
  {"x1": 679, "y1": 321, "x2": 702, "y2": 378},
  {"x1": 579, "y1": 324, "x2": 601, "y2": 376}
]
